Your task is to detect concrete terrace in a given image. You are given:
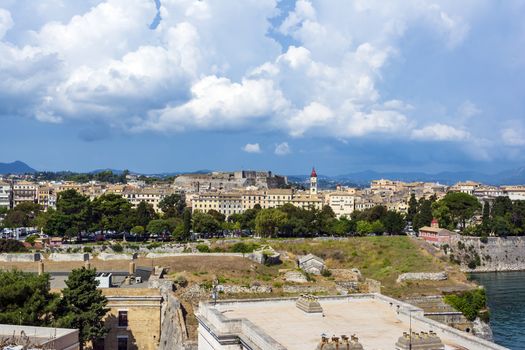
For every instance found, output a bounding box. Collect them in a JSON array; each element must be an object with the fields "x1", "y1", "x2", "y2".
[{"x1": 197, "y1": 294, "x2": 508, "y2": 350}]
